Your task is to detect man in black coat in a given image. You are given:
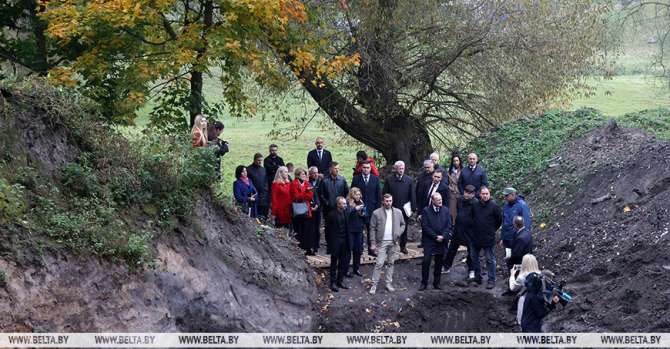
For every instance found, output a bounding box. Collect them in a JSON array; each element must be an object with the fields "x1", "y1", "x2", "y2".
[
  {"x1": 320, "y1": 162, "x2": 349, "y2": 253},
  {"x1": 420, "y1": 192, "x2": 452, "y2": 290},
  {"x1": 247, "y1": 153, "x2": 269, "y2": 219},
  {"x1": 415, "y1": 160, "x2": 434, "y2": 202},
  {"x1": 306, "y1": 137, "x2": 333, "y2": 177},
  {"x1": 416, "y1": 170, "x2": 449, "y2": 214},
  {"x1": 507, "y1": 215, "x2": 533, "y2": 271},
  {"x1": 382, "y1": 160, "x2": 415, "y2": 254},
  {"x1": 458, "y1": 153, "x2": 489, "y2": 196},
  {"x1": 263, "y1": 144, "x2": 285, "y2": 196},
  {"x1": 443, "y1": 184, "x2": 476, "y2": 277},
  {"x1": 351, "y1": 161, "x2": 381, "y2": 256},
  {"x1": 325, "y1": 197, "x2": 351, "y2": 292},
  {"x1": 470, "y1": 186, "x2": 502, "y2": 289},
  {"x1": 307, "y1": 166, "x2": 322, "y2": 254}
]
